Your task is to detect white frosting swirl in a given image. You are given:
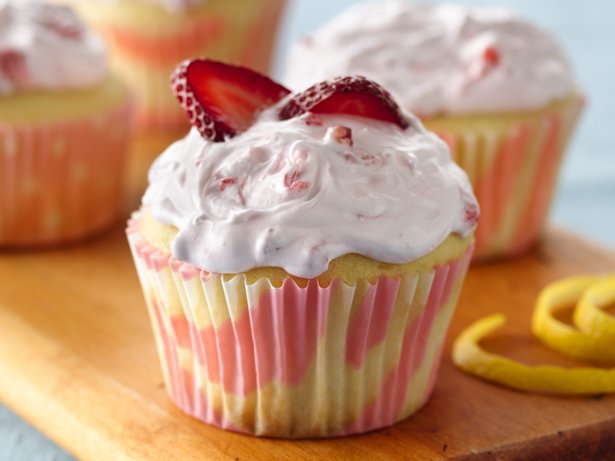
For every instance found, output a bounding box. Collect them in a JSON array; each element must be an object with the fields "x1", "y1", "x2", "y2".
[
  {"x1": 0, "y1": 1, "x2": 108, "y2": 95},
  {"x1": 143, "y1": 109, "x2": 478, "y2": 278},
  {"x1": 286, "y1": 1, "x2": 575, "y2": 116}
]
